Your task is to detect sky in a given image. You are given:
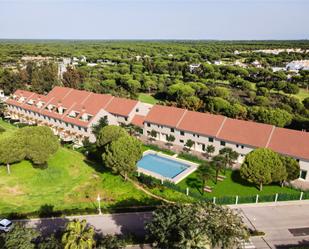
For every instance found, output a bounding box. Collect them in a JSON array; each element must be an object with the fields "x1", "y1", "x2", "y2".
[{"x1": 0, "y1": 0, "x2": 308, "y2": 40}]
